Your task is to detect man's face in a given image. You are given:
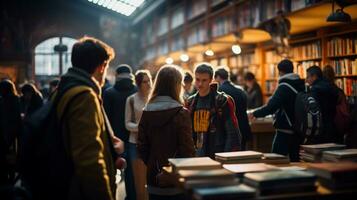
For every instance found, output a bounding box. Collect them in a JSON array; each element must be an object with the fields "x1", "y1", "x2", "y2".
[
  {"x1": 306, "y1": 73, "x2": 316, "y2": 86},
  {"x1": 183, "y1": 81, "x2": 192, "y2": 92},
  {"x1": 195, "y1": 72, "x2": 212, "y2": 94},
  {"x1": 96, "y1": 62, "x2": 109, "y2": 87}
]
